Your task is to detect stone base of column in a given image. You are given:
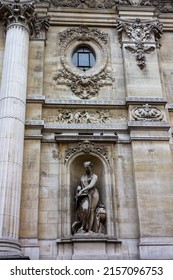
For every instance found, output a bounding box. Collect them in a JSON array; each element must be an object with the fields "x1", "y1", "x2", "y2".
[{"x1": 0, "y1": 239, "x2": 23, "y2": 258}]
